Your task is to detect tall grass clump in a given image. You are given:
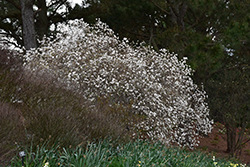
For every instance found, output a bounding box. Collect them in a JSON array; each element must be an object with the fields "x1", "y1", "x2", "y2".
[
  {"x1": 0, "y1": 47, "x2": 132, "y2": 166},
  {"x1": 16, "y1": 72, "x2": 133, "y2": 147},
  {"x1": 23, "y1": 19, "x2": 213, "y2": 149},
  {"x1": 0, "y1": 48, "x2": 26, "y2": 164},
  {"x1": 0, "y1": 101, "x2": 26, "y2": 165},
  {"x1": 0, "y1": 48, "x2": 23, "y2": 103}
]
